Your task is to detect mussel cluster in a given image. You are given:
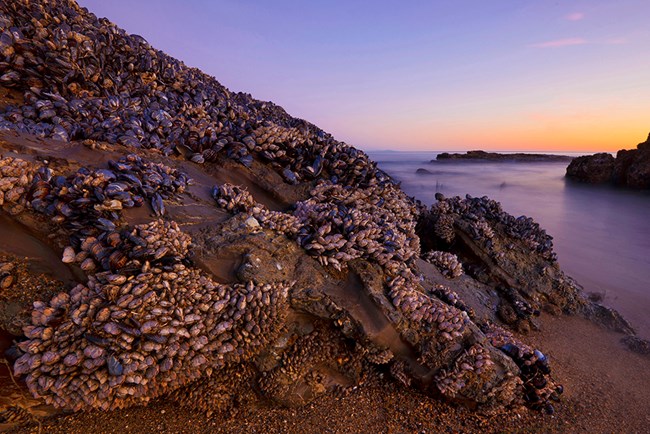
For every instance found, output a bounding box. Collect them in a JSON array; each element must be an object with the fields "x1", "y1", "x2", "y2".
[
  {"x1": 211, "y1": 183, "x2": 301, "y2": 236},
  {"x1": 26, "y1": 153, "x2": 189, "y2": 239},
  {"x1": 212, "y1": 181, "x2": 420, "y2": 271},
  {"x1": 14, "y1": 219, "x2": 292, "y2": 411},
  {"x1": 0, "y1": 0, "x2": 569, "y2": 417},
  {"x1": 387, "y1": 265, "x2": 467, "y2": 342},
  {"x1": 0, "y1": 156, "x2": 42, "y2": 214},
  {"x1": 0, "y1": 0, "x2": 391, "y2": 192},
  {"x1": 434, "y1": 343, "x2": 495, "y2": 398},
  {"x1": 484, "y1": 324, "x2": 563, "y2": 414},
  {"x1": 429, "y1": 284, "x2": 472, "y2": 317},
  {"x1": 423, "y1": 251, "x2": 463, "y2": 278},
  {"x1": 62, "y1": 219, "x2": 191, "y2": 273},
  {"x1": 430, "y1": 194, "x2": 556, "y2": 261},
  {"x1": 433, "y1": 213, "x2": 456, "y2": 243},
  {"x1": 293, "y1": 182, "x2": 420, "y2": 269}
]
